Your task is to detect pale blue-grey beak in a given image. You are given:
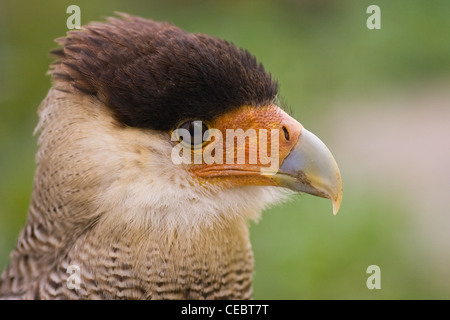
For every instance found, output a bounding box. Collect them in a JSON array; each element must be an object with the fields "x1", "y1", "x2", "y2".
[{"x1": 274, "y1": 128, "x2": 343, "y2": 215}]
